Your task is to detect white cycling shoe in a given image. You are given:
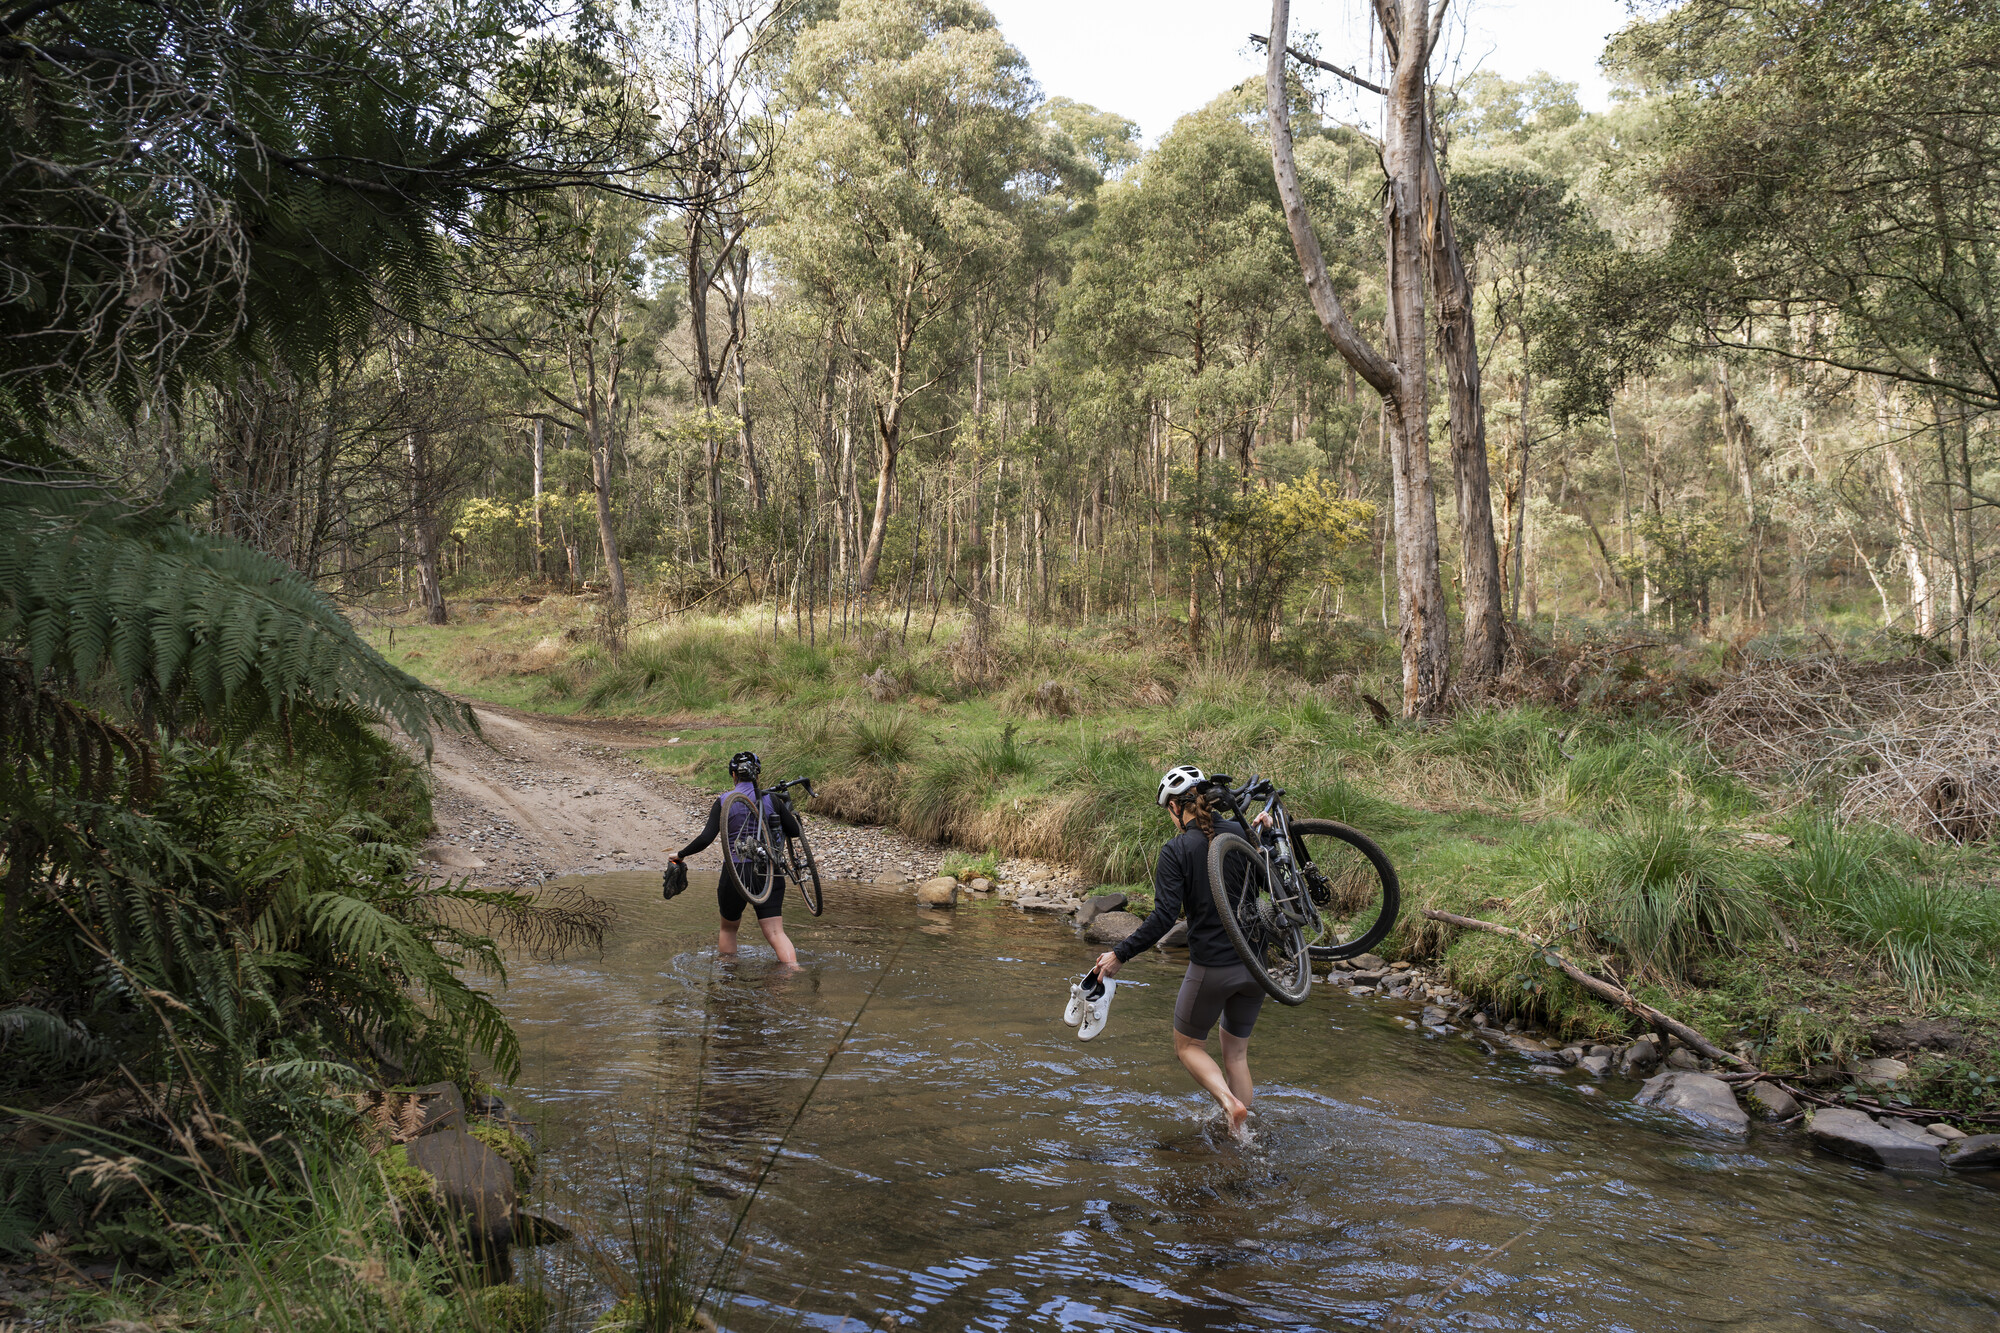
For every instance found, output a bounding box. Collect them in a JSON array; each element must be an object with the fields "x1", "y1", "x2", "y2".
[
  {"x1": 1063, "y1": 979, "x2": 1090, "y2": 1027},
  {"x1": 1077, "y1": 974, "x2": 1116, "y2": 1041}
]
